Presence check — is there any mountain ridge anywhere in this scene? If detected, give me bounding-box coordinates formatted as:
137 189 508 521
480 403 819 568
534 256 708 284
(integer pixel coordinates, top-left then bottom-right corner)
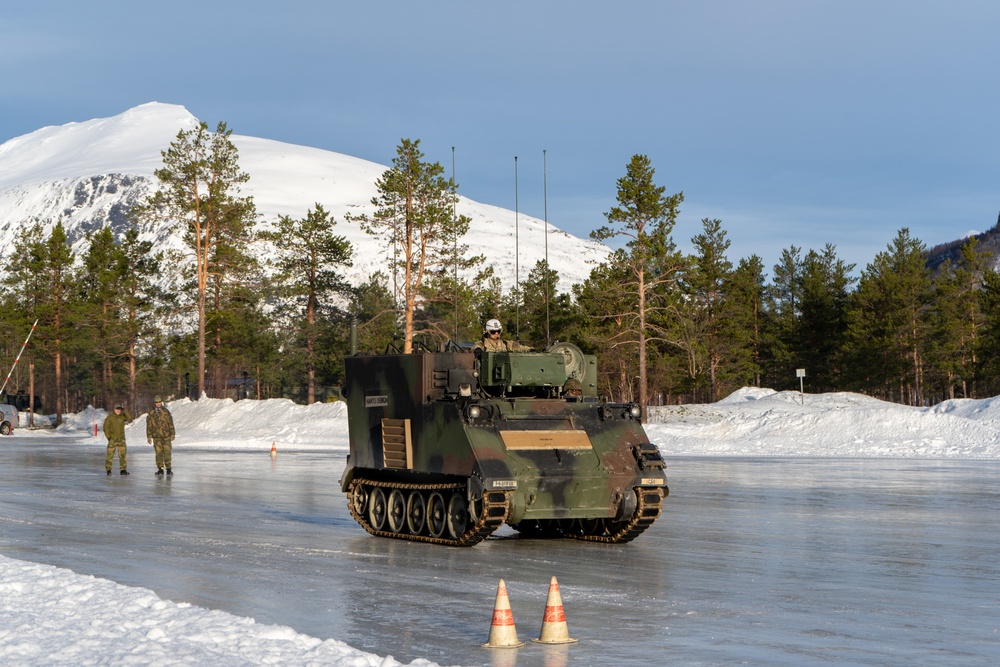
926 214 1000 272
0 102 610 289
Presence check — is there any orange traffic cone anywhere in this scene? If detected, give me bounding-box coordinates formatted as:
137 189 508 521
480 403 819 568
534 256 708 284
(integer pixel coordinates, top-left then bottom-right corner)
482 579 525 648
270 442 277 458
533 576 577 644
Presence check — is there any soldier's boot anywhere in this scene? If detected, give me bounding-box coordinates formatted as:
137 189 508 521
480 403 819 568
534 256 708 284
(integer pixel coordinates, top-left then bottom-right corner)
106 470 112 476
166 468 173 476
120 469 129 475
155 469 164 476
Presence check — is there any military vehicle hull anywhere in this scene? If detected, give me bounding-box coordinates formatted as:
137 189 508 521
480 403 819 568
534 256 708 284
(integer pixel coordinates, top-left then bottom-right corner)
340 347 667 546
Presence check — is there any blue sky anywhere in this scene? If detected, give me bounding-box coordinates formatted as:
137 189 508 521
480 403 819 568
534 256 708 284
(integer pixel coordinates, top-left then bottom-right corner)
3 0 999 275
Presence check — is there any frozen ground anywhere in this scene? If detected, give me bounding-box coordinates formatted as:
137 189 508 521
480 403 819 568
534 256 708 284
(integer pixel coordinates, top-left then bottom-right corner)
1 389 999 665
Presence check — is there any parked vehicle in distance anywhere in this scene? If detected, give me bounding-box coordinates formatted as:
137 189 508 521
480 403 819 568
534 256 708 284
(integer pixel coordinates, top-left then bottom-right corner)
0 403 19 435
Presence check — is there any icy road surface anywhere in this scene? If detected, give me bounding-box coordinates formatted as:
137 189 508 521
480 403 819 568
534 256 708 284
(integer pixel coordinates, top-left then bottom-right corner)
1 437 998 666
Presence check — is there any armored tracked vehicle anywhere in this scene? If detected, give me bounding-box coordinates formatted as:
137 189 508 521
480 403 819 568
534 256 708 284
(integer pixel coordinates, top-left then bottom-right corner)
339 342 668 546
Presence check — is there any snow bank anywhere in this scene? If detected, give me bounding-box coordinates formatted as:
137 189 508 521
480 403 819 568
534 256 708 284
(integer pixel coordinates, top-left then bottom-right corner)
35 388 1000 459
51 397 351 451
646 389 1000 458
0 554 437 667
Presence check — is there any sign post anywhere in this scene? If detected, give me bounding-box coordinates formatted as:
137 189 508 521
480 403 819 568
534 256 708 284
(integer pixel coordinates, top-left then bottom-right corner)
796 369 806 405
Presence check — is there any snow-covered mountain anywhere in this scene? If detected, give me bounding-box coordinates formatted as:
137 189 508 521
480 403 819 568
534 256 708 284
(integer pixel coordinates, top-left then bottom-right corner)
0 103 611 289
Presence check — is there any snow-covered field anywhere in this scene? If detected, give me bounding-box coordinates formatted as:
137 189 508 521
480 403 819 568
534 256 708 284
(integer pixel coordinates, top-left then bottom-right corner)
3 388 999 665
647 387 1000 459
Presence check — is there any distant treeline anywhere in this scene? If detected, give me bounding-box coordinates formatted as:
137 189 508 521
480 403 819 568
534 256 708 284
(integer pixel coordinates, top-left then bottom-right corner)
2 130 998 419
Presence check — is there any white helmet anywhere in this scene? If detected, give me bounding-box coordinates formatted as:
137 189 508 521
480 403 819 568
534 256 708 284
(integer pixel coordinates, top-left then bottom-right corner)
484 318 502 334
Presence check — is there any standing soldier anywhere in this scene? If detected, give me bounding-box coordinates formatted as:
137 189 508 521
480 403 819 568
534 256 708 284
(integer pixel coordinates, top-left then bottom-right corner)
104 404 132 475
146 396 176 476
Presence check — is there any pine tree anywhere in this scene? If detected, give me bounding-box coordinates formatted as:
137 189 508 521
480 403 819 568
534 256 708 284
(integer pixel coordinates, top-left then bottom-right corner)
976 267 1000 394
507 260 578 349
417 273 485 348
205 237 270 396
0 226 47 418
590 155 685 416
118 228 166 401
469 271 524 342
848 229 931 404
78 227 125 407
2 222 77 424
722 255 767 390
132 121 257 398
796 244 855 392
350 273 398 354
347 139 475 354
765 245 803 388
262 204 353 404
681 218 733 401
574 259 642 402
930 237 990 399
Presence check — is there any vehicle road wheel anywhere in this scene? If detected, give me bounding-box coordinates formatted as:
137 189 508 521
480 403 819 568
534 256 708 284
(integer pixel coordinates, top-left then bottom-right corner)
509 520 542 537
604 519 629 538
0 422 10 436
351 484 368 516
427 492 447 538
368 487 387 531
446 493 468 540
533 519 561 537
468 496 484 525
387 489 406 533
554 518 578 536
580 518 605 536
406 491 426 535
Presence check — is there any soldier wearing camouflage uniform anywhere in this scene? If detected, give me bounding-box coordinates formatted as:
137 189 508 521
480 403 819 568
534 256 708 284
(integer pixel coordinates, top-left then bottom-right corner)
146 396 176 476
474 319 533 352
103 404 133 475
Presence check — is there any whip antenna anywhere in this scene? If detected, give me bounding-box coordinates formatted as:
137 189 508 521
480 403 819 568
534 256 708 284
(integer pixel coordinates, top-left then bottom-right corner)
514 155 520 340
452 146 458 342
543 149 550 348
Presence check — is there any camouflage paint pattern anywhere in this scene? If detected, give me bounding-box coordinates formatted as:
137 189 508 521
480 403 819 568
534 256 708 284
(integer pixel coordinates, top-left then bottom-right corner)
340 343 667 544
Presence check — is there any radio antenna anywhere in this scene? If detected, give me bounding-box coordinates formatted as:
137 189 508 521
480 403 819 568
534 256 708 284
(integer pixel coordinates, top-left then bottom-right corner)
543 149 550 348
514 155 520 340
452 146 458 342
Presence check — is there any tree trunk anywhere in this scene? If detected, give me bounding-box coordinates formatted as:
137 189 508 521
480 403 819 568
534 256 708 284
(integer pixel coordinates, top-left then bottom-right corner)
54 347 62 426
307 293 316 405
637 264 647 422
28 359 35 428
129 341 137 407
403 203 415 354
198 274 207 398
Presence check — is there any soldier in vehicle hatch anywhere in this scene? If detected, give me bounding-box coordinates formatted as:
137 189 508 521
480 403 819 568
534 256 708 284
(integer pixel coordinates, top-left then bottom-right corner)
146 396 175 476
104 404 133 475
474 319 533 353
563 377 583 399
